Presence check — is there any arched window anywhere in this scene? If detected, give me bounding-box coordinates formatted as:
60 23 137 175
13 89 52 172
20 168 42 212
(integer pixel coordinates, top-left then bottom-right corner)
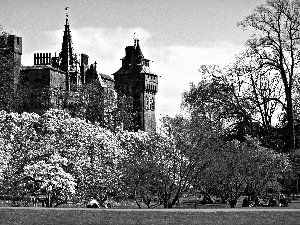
151 97 155 110
145 96 149 109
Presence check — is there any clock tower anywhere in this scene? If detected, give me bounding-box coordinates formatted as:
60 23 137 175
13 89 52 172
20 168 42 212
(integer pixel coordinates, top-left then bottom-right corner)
113 39 158 132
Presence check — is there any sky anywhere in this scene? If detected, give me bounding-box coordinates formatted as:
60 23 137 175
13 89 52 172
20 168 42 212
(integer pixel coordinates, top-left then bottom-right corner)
1 0 267 120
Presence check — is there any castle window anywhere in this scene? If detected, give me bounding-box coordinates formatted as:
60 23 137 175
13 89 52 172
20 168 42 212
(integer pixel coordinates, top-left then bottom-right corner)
149 97 153 110
145 96 149 109
151 97 155 110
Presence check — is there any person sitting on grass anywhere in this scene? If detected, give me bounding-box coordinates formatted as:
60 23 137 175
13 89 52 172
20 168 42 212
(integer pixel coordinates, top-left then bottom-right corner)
87 199 100 208
268 196 277 207
279 196 288 207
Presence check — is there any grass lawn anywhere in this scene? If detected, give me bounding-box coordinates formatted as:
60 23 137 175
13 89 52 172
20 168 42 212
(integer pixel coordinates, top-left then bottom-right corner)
1 208 300 225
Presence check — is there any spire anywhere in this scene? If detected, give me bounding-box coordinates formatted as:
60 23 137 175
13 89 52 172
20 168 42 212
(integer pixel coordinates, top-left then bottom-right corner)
59 7 74 72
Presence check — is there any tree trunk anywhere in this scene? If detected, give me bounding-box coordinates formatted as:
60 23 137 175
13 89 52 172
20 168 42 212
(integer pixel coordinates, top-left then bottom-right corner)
286 93 294 150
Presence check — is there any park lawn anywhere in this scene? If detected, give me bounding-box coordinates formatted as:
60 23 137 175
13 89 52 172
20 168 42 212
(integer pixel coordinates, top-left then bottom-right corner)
1 208 300 225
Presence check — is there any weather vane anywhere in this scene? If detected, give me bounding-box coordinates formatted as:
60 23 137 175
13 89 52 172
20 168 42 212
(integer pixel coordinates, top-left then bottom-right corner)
65 7 69 18
133 32 138 46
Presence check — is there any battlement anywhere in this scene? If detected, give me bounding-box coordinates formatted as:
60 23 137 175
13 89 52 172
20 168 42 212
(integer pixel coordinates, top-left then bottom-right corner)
34 53 52 65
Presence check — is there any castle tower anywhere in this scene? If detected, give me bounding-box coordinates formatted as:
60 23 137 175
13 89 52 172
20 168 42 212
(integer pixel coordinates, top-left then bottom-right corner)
0 34 22 110
7 35 22 88
113 39 158 132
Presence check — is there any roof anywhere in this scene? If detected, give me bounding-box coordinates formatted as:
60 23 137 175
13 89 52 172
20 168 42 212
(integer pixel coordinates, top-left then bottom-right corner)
98 73 114 89
21 65 65 73
99 73 114 81
113 65 154 75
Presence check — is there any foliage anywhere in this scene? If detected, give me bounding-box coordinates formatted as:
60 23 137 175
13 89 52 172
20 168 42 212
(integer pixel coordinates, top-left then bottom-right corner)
60 82 137 132
21 154 76 207
183 61 286 149
117 114 219 209
0 109 123 207
37 109 123 204
238 0 300 150
117 130 172 208
197 137 291 205
156 115 219 208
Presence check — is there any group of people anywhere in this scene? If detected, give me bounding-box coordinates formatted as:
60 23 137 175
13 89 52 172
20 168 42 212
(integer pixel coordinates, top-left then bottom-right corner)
242 195 288 207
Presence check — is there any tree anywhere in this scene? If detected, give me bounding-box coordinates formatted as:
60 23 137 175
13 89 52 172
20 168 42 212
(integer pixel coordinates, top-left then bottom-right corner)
117 117 218 209
182 65 254 141
0 109 124 206
0 110 41 200
232 51 283 131
238 0 300 150
197 137 291 207
116 130 172 208
60 82 137 132
154 115 219 208
37 109 124 204
21 154 76 207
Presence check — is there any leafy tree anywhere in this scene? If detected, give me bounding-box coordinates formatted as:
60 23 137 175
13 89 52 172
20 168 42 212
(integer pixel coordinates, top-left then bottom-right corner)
233 51 283 130
60 82 137 132
117 119 217 209
238 0 300 150
197 137 291 207
154 115 219 208
182 65 254 141
117 130 170 208
184 59 290 150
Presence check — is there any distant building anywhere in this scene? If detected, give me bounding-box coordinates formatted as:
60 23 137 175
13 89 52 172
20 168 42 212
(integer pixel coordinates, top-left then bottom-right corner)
3 14 158 132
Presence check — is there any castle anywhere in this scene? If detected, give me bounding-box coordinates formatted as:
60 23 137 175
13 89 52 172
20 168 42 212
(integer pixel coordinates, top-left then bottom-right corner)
1 14 158 132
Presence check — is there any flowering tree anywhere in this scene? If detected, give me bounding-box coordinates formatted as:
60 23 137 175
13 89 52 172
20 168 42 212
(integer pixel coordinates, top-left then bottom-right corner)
38 109 123 204
0 109 124 206
0 110 41 198
21 154 76 207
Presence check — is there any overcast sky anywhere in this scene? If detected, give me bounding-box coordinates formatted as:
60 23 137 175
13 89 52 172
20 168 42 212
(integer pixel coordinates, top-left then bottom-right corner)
1 0 266 119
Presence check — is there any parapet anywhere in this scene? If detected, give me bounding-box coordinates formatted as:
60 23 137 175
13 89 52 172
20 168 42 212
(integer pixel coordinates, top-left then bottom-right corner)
34 53 52 65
